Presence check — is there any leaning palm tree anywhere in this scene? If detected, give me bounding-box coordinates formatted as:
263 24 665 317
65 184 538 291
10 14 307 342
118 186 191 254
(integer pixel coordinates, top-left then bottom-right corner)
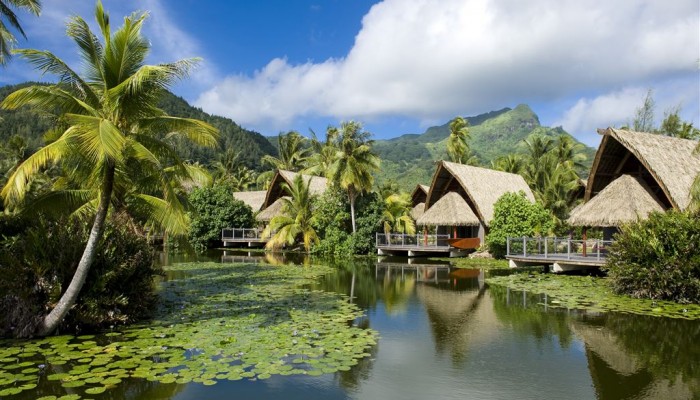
447 116 470 164
263 174 318 253
0 0 41 65
0 2 218 336
328 121 380 233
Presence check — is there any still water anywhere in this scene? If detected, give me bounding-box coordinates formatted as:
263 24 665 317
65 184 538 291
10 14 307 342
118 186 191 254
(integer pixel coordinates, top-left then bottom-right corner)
2 250 699 399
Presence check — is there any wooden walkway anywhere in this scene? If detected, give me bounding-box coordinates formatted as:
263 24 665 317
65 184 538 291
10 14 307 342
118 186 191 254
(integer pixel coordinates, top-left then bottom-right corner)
375 233 477 257
221 228 267 247
506 237 613 272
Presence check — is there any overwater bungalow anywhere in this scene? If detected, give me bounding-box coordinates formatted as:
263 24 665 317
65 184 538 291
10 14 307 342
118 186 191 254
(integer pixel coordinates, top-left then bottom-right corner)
507 128 700 271
410 184 430 220
569 127 700 231
223 170 328 246
418 160 535 245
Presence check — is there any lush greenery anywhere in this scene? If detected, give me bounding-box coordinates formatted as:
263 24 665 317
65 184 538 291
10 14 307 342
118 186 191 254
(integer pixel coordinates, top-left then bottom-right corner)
188 184 255 251
0 213 160 337
311 188 383 256
264 174 319 253
486 272 700 319
0 2 217 336
486 191 554 258
605 210 700 304
0 261 378 398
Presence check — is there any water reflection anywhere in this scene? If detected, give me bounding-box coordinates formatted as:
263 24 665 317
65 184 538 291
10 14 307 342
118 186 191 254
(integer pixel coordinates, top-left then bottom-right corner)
154 251 699 399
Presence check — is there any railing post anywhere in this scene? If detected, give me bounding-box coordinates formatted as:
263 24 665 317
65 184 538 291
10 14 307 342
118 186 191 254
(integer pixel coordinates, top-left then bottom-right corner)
544 237 548 258
567 239 571 260
506 237 510 256
523 237 526 257
597 239 601 260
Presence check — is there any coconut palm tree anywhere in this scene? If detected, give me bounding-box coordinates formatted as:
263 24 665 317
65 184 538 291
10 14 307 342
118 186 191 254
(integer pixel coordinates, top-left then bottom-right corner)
303 127 338 177
492 154 524 174
263 174 318 253
328 121 380 233
0 2 218 336
0 0 41 65
447 116 470 164
382 193 416 236
262 130 311 172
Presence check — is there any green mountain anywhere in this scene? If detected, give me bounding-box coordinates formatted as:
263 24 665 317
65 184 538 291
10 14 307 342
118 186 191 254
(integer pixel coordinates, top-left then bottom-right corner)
373 104 596 191
0 83 277 170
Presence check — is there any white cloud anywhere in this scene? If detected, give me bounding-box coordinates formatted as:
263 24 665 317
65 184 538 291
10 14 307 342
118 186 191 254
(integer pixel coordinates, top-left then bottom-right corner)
195 0 699 132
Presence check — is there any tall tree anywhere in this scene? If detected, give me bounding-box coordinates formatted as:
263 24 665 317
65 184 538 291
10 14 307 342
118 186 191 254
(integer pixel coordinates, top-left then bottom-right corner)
303 127 338 177
0 0 41 65
0 2 218 336
381 192 416 235
633 89 655 132
329 121 380 233
263 174 318 253
447 116 471 163
660 107 700 139
261 130 311 172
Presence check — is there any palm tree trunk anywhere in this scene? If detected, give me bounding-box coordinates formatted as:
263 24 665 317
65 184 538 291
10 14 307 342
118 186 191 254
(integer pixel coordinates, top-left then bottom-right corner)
349 189 357 234
38 165 115 336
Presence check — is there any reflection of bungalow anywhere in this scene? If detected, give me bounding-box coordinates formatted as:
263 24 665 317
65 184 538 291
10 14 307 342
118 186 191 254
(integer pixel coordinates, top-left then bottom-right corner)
410 184 430 220
568 128 700 237
257 170 328 224
417 161 535 245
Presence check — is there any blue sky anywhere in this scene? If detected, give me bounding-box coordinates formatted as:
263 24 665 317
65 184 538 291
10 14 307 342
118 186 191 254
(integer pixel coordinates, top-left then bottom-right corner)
2 0 699 146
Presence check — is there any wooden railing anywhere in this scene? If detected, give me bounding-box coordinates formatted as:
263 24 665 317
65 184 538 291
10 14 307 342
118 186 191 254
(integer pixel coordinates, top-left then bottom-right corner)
506 237 614 261
376 233 451 248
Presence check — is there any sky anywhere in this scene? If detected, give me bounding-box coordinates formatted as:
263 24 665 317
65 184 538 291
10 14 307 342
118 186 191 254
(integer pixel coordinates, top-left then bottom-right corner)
1 0 699 147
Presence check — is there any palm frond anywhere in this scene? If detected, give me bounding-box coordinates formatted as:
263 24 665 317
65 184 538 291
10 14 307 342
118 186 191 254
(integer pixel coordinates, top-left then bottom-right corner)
131 193 189 236
144 116 219 147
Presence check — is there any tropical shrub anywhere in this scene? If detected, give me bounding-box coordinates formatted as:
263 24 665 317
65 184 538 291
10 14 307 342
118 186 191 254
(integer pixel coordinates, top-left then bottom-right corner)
312 188 383 256
188 183 255 251
0 214 160 337
486 191 554 258
605 210 700 303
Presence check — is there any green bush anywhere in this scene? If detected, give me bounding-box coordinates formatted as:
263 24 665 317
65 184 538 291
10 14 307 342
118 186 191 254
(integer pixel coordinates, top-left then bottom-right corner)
311 188 383 256
0 213 160 337
486 191 554 258
188 183 255 251
605 210 700 303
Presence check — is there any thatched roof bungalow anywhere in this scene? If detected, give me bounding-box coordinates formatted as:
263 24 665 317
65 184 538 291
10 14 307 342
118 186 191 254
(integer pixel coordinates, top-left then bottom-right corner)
569 128 700 231
232 190 267 212
257 170 328 223
256 197 290 222
410 184 430 220
418 161 535 244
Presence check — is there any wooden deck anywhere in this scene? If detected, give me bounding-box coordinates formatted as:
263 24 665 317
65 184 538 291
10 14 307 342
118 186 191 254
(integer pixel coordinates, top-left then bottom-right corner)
506 237 612 272
376 233 479 258
221 228 267 247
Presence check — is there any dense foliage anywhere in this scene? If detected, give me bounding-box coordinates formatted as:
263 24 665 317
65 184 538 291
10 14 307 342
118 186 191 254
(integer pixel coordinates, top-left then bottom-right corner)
0 213 160 337
188 183 255 251
486 191 554 258
605 211 700 303
311 188 383 256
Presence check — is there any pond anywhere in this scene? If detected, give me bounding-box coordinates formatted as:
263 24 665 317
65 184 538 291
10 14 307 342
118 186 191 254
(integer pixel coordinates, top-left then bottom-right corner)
1 250 698 400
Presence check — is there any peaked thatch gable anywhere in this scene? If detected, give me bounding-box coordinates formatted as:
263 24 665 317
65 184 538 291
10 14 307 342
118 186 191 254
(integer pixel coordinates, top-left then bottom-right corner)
424 161 535 226
262 170 328 210
417 192 480 226
568 175 665 227
411 184 430 207
410 202 426 220
232 190 267 212
587 128 700 210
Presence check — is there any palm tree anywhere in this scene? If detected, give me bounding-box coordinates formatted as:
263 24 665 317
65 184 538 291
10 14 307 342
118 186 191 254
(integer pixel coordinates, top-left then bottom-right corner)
0 0 41 65
492 154 524 174
0 2 218 336
381 193 416 235
447 116 470 163
262 130 311 172
303 127 338 177
263 174 318 253
328 121 380 233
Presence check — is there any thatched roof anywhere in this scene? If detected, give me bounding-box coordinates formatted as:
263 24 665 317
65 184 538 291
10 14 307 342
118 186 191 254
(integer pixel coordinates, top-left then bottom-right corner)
411 184 430 207
569 175 665 227
425 161 535 226
410 202 426 220
587 128 700 210
262 170 328 209
417 192 480 226
256 197 289 222
232 190 267 212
